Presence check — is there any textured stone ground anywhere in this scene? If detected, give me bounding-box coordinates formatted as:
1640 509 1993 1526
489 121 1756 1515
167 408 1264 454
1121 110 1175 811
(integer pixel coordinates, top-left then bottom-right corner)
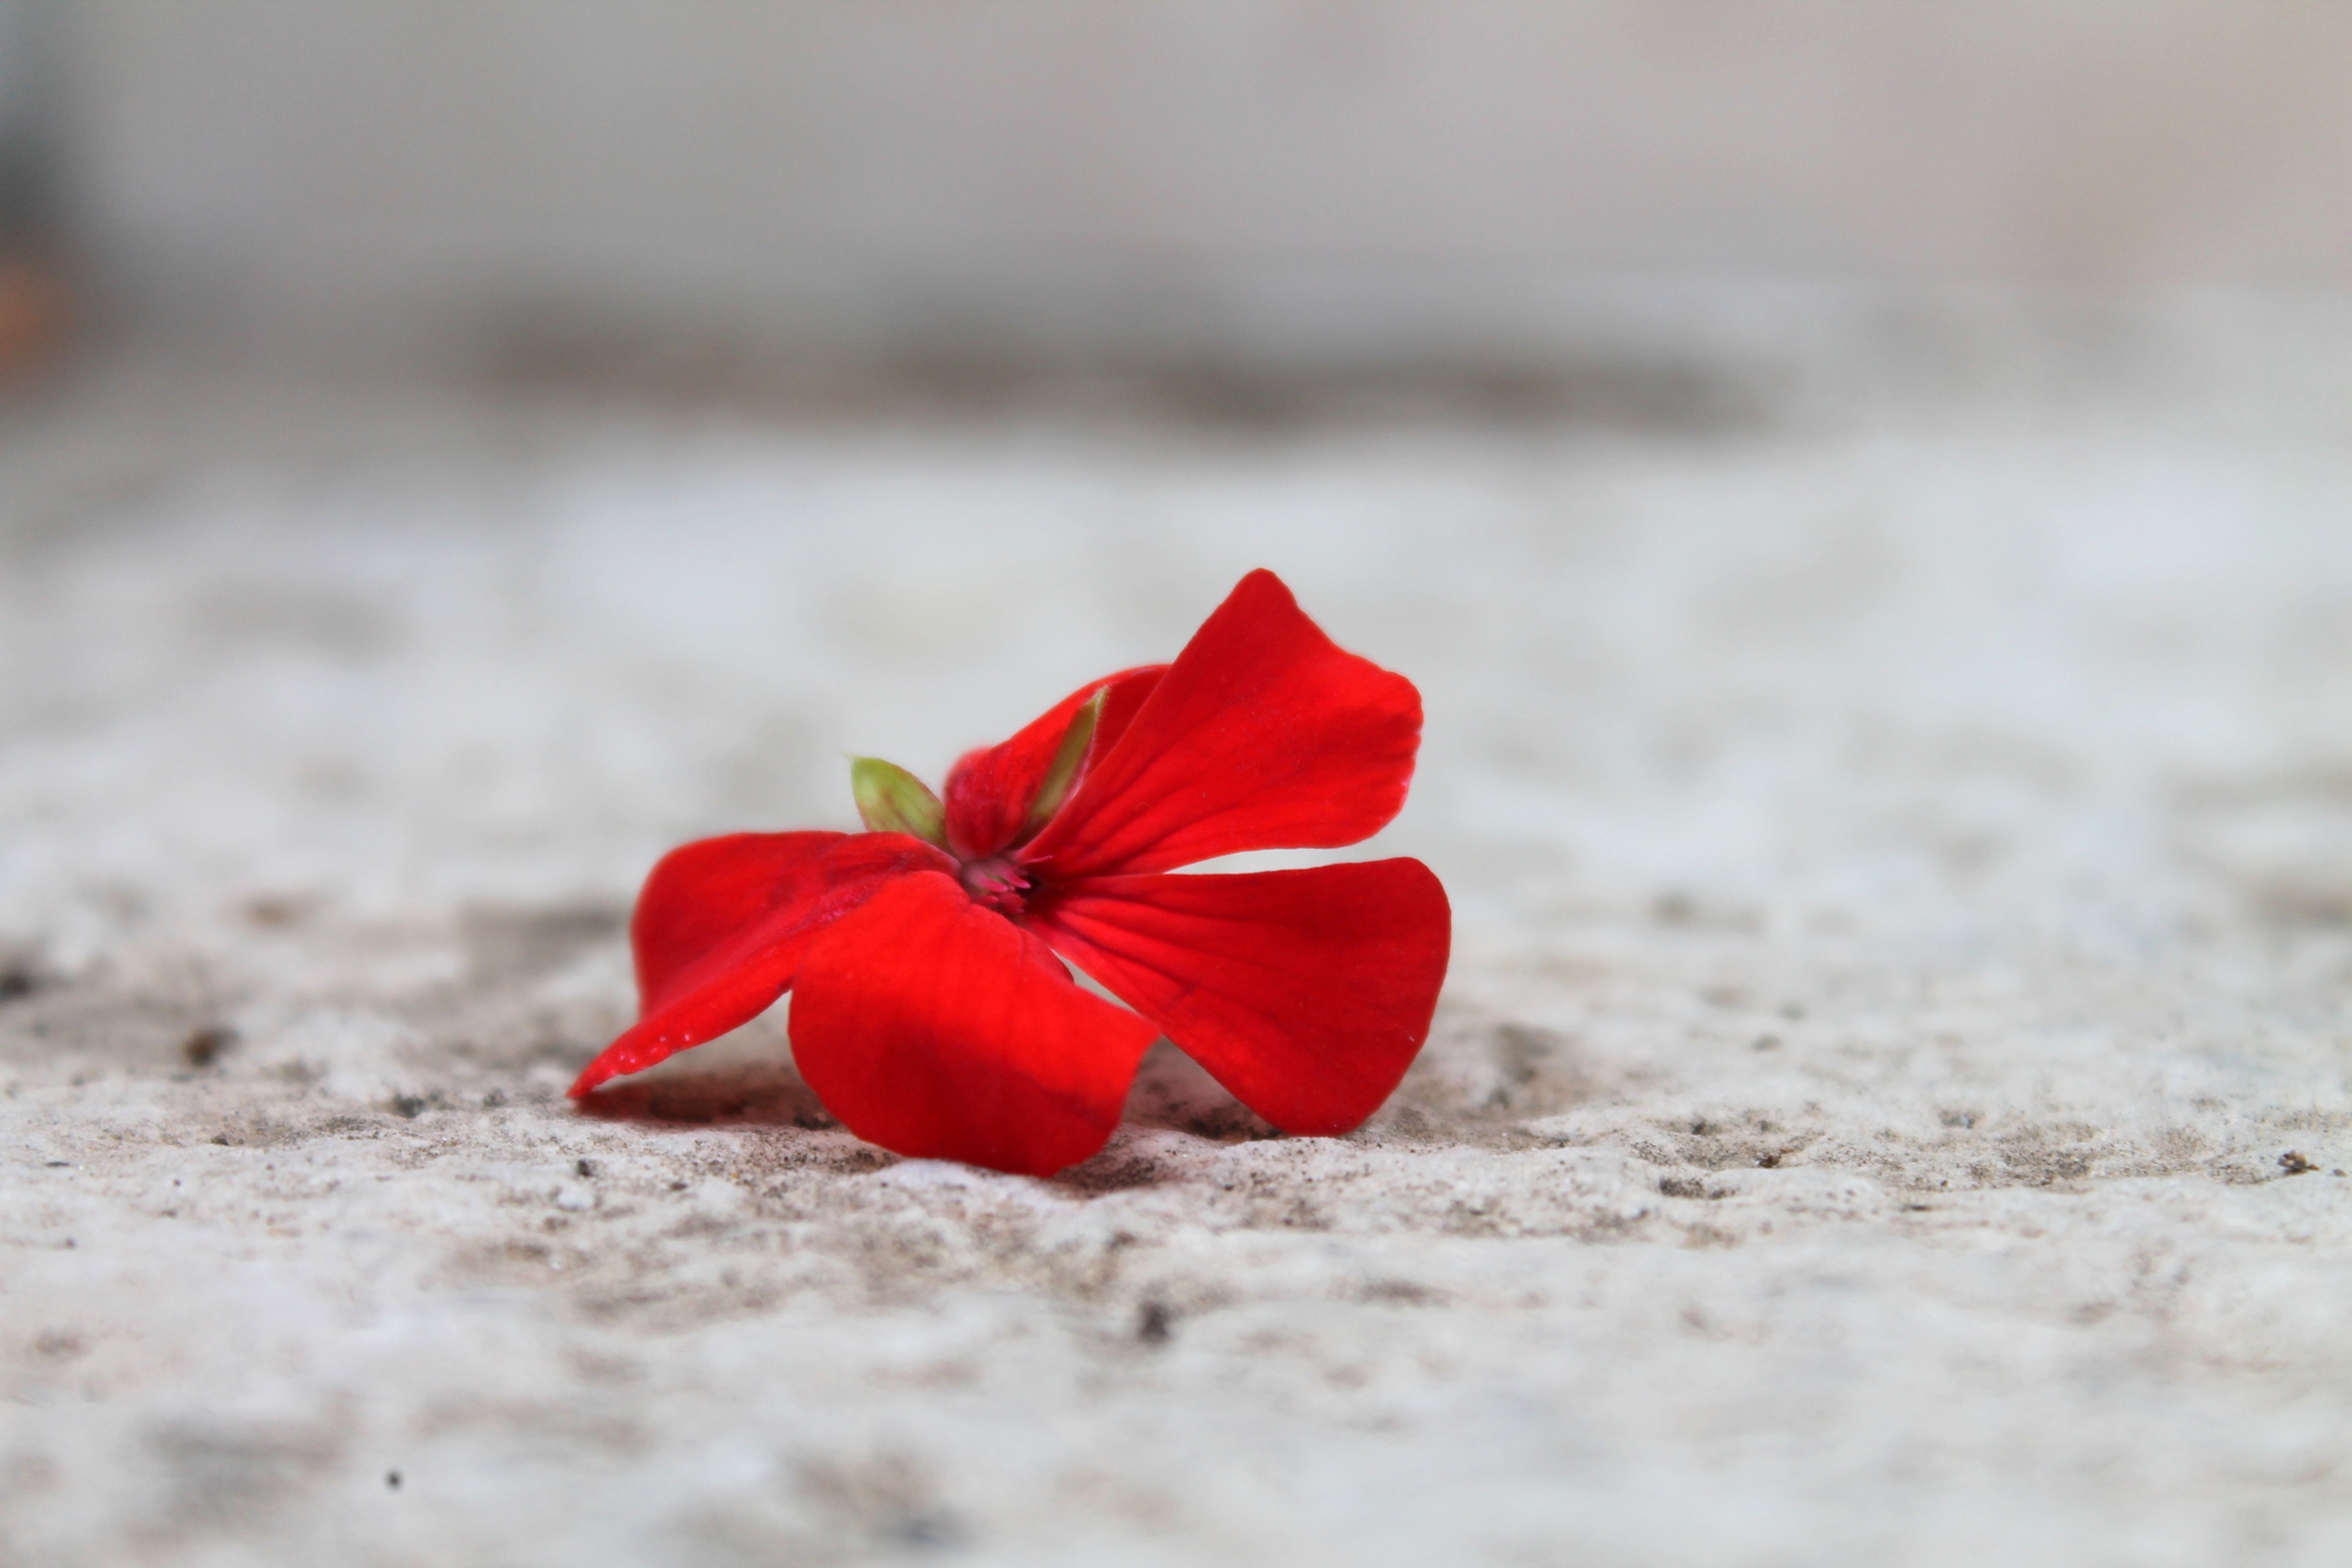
3 353 2352 1566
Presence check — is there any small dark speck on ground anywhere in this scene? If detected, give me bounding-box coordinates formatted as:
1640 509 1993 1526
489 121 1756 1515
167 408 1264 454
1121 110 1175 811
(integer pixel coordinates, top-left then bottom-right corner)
0 966 36 1002
2280 1151 2316 1176
1137 1301 1174 1344
391 1094 428 1119
244 895 309 928
183 1026 238 1067
386 1470 401 1490
888 1511 962 1549
575 1158 598 1178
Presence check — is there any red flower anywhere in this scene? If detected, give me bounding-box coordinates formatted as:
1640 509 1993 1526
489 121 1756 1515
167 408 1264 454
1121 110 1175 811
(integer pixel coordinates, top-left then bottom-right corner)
568 569 1451 1175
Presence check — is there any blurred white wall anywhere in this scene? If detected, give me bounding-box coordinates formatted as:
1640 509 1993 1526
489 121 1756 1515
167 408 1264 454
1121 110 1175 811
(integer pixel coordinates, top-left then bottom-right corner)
58 1 2352 370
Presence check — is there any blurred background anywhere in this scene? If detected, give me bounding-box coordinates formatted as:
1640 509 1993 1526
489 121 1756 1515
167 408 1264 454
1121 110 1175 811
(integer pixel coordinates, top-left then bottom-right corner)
1 0 2344 916
12 1 2352 395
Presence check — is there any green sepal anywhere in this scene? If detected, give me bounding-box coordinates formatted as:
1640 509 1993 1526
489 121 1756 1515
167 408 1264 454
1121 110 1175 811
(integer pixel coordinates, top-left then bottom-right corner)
850 756 948 848
1024 688 1106 833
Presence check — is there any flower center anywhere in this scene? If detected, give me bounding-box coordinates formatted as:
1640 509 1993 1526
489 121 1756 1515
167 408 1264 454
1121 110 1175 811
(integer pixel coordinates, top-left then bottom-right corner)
958 853 1030 917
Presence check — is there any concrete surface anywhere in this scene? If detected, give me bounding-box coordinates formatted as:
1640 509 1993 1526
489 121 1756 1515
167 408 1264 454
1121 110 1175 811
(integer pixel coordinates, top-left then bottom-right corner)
3 352 2351 1566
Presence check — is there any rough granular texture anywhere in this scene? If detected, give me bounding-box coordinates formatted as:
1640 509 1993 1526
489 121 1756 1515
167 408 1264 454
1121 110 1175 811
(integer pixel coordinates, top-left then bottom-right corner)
3 363 2351 1567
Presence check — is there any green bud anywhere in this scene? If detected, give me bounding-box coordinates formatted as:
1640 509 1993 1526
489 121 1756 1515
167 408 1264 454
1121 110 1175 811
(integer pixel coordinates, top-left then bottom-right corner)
1025 688 1106 832
850 756 948 848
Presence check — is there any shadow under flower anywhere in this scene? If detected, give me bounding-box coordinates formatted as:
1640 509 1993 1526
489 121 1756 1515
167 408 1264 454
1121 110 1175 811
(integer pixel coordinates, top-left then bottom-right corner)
571 1063 837 1129
568 1039 1279 1194
1116 1041 1281 1143
1050 1044 1281 1195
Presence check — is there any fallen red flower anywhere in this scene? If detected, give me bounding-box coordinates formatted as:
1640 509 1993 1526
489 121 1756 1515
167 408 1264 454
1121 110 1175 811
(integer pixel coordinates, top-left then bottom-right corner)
569 568 1451 1175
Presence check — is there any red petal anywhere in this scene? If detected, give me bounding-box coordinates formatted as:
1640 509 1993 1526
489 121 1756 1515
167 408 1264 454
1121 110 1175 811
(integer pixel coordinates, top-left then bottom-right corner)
1030 859 1451 1135
790 872 1161 1175
1020 570 1422 878
568 831 952 1096
628 831 841 1013
943 665 1166 860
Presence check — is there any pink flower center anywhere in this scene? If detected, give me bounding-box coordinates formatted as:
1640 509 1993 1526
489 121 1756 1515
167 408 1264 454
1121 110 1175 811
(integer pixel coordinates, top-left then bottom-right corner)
958 853 1030 917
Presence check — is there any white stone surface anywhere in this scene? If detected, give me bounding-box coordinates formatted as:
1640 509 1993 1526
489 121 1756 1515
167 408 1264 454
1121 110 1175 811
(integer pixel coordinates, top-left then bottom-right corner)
3 357 2351 1566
